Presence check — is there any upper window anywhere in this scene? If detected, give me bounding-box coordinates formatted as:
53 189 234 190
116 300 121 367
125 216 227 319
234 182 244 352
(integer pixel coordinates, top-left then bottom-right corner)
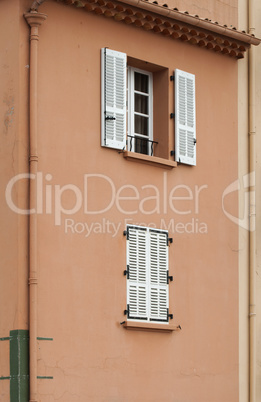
128 67 153 155
124 225 173 323
101 48 196 165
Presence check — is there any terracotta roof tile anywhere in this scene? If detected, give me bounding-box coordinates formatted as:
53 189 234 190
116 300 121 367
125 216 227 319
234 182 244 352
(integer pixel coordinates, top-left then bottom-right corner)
58 0 261 58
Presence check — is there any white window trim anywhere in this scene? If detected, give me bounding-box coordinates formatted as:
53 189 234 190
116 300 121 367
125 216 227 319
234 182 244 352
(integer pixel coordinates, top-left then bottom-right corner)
128 67 153 155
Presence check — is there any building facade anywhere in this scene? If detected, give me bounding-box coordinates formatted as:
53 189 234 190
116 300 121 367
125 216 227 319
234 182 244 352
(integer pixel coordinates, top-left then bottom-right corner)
0 0 259 401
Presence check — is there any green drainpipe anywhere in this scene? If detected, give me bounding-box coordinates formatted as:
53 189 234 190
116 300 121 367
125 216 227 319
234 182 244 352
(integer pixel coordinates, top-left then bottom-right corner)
0 329 53 400
0 330 29 401
10 330 29 402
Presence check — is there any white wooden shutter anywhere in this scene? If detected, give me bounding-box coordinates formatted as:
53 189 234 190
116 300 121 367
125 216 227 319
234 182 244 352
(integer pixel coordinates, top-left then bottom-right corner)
175 69 196 166
127 227 148 320
101 48 126 150
149 230 169 322
126 226 170 323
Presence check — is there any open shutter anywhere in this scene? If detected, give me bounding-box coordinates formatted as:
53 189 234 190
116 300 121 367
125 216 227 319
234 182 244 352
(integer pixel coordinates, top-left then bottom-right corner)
149 230 169 322
127 227 148 320
101 48 126 150
175 69 196 166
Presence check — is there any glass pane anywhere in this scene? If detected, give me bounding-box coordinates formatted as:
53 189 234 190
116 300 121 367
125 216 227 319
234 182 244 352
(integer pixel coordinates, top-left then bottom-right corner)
135 115 148 136
135 93 148 114
135 137 148 155
135 72 149 93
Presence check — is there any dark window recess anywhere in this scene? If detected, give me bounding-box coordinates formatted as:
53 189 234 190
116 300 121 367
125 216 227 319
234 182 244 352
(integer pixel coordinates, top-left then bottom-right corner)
127 135 158 156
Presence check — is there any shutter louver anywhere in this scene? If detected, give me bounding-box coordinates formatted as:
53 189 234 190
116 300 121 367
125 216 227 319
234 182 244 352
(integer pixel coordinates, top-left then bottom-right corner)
101 48 126 150
175 69 196 166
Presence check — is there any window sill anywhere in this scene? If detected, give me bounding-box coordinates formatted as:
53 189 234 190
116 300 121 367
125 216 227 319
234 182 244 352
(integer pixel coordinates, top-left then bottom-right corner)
123 151 177 169
121 321 181 333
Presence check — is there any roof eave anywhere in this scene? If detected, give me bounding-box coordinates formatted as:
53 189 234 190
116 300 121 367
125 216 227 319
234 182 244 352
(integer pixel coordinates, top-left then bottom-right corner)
59 0 261 58
120 0 260 46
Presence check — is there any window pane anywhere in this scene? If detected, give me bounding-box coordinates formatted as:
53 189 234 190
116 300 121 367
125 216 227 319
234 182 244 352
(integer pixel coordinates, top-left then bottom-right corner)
135 93 148 114
135 137 148 155
135 115 148 136
135 72 148 93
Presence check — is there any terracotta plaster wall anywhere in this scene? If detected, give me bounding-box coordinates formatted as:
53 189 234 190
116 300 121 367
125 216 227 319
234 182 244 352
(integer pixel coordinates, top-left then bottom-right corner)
26 2 240 401
0 0 31 391
0 0 240 401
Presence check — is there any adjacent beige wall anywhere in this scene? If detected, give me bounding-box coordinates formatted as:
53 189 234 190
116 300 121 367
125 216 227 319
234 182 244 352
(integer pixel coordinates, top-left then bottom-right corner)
238 0 261 401
238 0 249 397
254 2 261 400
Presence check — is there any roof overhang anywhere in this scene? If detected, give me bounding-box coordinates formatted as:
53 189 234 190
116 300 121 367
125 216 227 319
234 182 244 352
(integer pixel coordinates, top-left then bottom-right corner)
59 0 261 58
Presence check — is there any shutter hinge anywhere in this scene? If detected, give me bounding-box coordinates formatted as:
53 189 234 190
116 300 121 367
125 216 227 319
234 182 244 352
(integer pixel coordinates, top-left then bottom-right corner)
170 150 175 156
167 237 173 246
167 270 173 284
123 228 129 240
167 308 173 320
124 265 129 279
105 115 116 121
194 138 197 144
170 113 175 119
170 75 175 81
124 304 130 317
118 146 125 154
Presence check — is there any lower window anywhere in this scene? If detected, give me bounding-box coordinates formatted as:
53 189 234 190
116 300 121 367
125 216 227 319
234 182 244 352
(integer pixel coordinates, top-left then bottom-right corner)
125 225 172 323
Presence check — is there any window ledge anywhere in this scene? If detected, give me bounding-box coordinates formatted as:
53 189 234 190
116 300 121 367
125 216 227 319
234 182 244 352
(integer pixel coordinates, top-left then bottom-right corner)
121 321 181 333
123 151 177 169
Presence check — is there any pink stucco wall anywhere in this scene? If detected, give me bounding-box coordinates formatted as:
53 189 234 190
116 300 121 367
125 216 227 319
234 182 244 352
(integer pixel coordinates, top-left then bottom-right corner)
0 0 239 401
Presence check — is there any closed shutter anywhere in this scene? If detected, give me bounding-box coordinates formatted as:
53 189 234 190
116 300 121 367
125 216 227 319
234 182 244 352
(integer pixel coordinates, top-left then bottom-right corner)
101 48 126 150
149 230 168 322
175 69 196 166
127 226 148 320
126 226 170 323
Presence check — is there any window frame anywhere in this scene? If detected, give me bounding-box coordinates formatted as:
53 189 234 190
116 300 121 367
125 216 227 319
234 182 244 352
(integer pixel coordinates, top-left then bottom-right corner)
127 66 153 156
